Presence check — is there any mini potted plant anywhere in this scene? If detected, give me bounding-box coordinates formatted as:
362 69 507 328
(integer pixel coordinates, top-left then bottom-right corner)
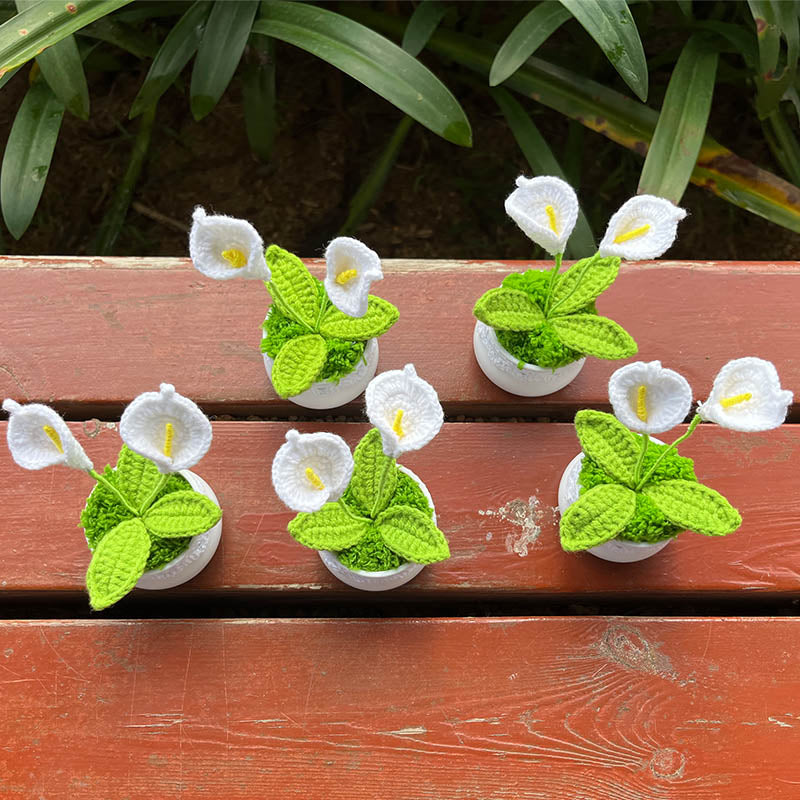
2 383 222 609
473 176 687 396
557 358 793 562
272 364 449 590
189 209 399 409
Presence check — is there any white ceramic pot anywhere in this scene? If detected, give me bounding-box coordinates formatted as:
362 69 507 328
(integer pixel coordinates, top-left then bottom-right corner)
84 470 222 591
318 466 434 591
557 451 672 563
263 331 379 410
473 320 585 397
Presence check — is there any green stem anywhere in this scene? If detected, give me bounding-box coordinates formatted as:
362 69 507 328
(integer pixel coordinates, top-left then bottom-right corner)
88 469 140 517
138 473 168 515
633 432 649 485
635 414 701 491
543 252 562 315
547 252 597 317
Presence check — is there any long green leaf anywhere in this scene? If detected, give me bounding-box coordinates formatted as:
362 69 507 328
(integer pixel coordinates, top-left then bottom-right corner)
129 0 209 118
557 0 648 101
1 77 64 239
750 0 799 119
190 0 258 121
253 0 472 147
490 2 570 87
763 104 800 185
402 0 448 57
491 87 594 256
242 31 277 162
80 16 160 59
0 0 132 76
638 34 718 203
0 63 19 89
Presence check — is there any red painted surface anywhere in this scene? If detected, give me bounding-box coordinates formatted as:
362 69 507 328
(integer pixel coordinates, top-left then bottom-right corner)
1 617 799 798
1 420 797 600
0 259 797 417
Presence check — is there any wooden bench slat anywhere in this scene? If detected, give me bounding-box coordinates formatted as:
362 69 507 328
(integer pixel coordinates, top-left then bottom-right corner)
1 259 797 417
1 617 799 797
2 420 796 600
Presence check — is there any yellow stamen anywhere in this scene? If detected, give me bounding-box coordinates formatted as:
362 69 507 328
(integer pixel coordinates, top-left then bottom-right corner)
305 467 325 490
392 409 405 438
614 223 650 244
636 385 648 422
545 204 558 234
721 392 752 408
335 269 358 285
42 425 63 453
221 248 247 268
163 422 174 458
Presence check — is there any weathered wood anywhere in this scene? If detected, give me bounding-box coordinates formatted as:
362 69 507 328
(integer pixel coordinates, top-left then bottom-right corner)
2 420 797 600
1 258 797 417
1 617 799 798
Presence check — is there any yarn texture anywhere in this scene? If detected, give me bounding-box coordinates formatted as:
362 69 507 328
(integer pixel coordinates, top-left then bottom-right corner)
598 195 687 261
324 236 384 318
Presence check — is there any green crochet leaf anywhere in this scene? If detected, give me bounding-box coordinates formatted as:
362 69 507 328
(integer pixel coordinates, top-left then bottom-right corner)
349 428 397 517
550 314 637 359
265 244 320 329
319 296 399 340
575 410 641 487
142 490 222 538
473 287 545 331
86 518 151 611
560 484 636 552
271 333 327 398
376 505 450 564
549 254 621 316
288 502 371 550
115 446 161 512
642 480 742 536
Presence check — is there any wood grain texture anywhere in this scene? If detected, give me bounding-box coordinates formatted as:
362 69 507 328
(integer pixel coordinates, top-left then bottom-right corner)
1 258 797 417
2 420 797 601
1 617 799 798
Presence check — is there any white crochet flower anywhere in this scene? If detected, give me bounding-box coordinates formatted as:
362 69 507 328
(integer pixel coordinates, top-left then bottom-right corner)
365 364 444 458
272 430 354 513
697 357 792 432
608 361 692 434
189 207 270 281
119 383 212 474
3 400 93 471
504 175 579 256
598 195 686 260
324 237 383 318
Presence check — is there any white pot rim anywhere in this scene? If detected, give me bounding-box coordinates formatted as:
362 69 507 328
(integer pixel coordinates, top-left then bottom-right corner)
475 319 584 373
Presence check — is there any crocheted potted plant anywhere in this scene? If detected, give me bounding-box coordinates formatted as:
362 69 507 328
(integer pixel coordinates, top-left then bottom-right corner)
2 384 222 609
473 176 686 397
557 358 792 562
189 208 399 409
272 364 449 591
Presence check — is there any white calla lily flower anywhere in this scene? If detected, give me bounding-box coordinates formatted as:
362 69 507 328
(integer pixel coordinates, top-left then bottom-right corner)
608 361 692 434
189 207 270 281
504 175 579 256
598 195 686 260
697 357 792 432
323 237 383 318
3 399 93 471
272 430 354 513
365 364 444 458
119 383 212 474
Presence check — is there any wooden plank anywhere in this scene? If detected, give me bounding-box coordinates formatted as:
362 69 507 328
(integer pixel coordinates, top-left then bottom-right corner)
1 258 797 418
2 420 798 600
0 617 799 798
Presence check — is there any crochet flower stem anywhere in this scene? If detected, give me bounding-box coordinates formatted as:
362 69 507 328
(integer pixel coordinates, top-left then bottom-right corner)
138 473 169 515
547 254 595 317
543 252 563 315
635 414 701 491
633 432 650 484
87 469 141 517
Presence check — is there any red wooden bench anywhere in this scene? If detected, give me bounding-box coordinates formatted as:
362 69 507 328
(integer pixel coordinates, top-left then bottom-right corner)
1 257 798 797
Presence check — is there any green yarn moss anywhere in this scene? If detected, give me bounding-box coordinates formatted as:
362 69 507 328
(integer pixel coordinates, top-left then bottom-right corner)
579 438 698 543
81 467 192 570
260 279 365 382
497 269 596 369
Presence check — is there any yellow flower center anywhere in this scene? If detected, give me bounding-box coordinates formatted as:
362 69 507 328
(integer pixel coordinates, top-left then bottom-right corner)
636 385 648 422
335 269 358 285
392 409 406 438
305 467 325 490
42 425 63 453
720 392 752 408
545 204 558 234
221 248 247 268
163 422 174 457
614 223 650 244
